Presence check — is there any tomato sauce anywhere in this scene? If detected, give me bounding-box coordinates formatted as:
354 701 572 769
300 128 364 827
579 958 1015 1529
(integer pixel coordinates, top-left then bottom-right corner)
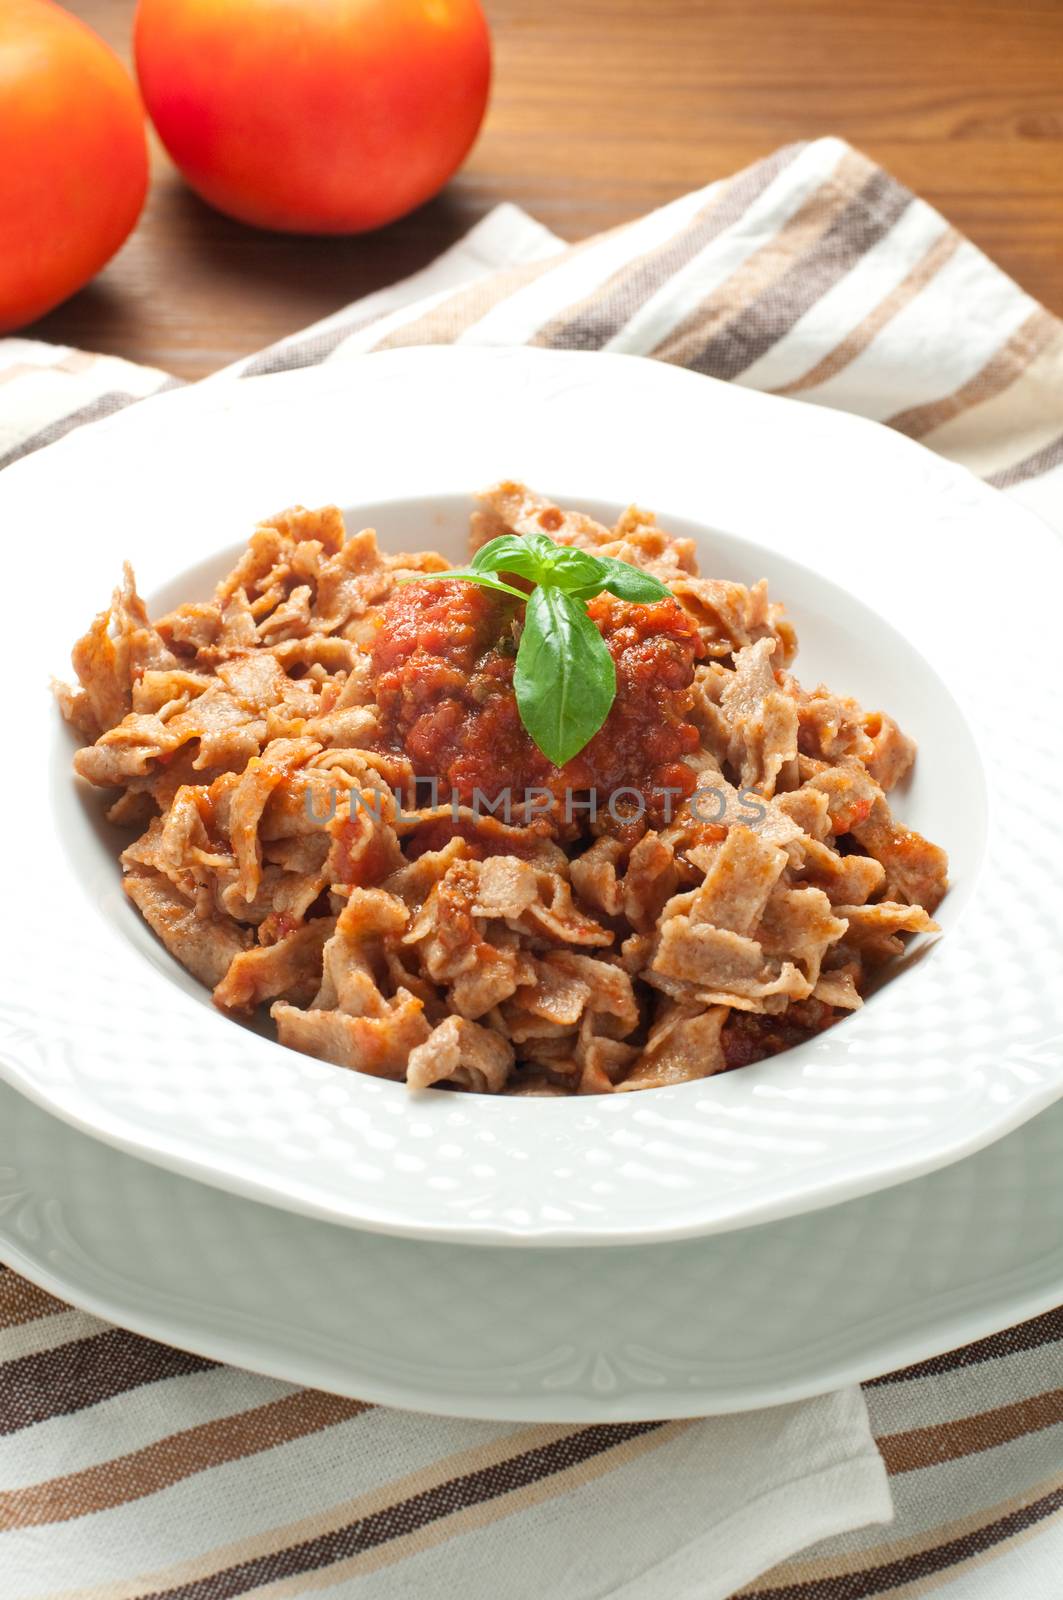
721 1001 835 1071
370 579 703 829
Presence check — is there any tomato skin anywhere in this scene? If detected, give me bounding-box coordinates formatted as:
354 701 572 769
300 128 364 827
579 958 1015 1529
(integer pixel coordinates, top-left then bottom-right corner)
0 1 149 333
133 0 491 233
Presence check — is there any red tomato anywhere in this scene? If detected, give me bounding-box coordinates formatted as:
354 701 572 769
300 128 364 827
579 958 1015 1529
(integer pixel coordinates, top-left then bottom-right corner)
0 1 149 333
133 0 491 233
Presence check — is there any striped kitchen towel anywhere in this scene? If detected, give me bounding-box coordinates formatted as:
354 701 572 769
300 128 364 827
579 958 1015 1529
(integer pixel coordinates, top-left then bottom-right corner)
3 1275 1060 1600
2 135 1062 1599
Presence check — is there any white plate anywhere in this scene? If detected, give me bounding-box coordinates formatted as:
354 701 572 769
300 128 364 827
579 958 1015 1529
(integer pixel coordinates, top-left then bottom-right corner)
3 1078 1063 1420
2 346 1062 1245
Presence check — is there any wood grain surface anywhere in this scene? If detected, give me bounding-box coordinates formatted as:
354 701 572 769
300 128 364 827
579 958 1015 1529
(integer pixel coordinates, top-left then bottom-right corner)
33 0 1063 378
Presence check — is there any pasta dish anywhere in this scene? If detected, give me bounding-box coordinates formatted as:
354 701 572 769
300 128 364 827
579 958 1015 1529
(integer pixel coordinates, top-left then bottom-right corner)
57 483 947 1095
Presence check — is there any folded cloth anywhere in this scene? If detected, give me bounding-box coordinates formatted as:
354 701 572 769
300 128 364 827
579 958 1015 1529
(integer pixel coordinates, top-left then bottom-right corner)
2 137 1061 1599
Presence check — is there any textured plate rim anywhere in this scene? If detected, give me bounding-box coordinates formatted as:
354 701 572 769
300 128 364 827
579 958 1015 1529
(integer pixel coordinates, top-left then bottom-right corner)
1 1082 1062 1421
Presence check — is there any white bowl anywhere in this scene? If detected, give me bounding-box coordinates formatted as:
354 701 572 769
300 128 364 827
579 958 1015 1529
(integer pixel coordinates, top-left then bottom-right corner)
2 345 1062 1245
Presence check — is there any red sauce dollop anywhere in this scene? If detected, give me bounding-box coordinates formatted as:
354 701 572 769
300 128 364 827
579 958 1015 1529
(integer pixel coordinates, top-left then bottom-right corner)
370 579 703 827
721 1002 835 1070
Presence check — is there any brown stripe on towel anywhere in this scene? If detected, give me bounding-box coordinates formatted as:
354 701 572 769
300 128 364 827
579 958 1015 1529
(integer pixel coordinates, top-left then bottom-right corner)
0 1390 372 1530
877 1388 1063 1474
243 1422 687 1600
738 1470 1063 1597
738 1479 1063 1600
0 1273 70 1330
674 164 913 381
648 145 876 370
43 1423 680 1600
531 141 806 352
132 1425 666 1600
773 226 963 396
987 428 1063 488
0 391 152 473
0 1329 218 1436
887 307 1058 439
867 1307 1063 1384
371 244 601 350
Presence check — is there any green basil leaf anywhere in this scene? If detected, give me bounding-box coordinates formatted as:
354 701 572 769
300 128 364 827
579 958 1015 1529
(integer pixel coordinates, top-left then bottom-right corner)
470 535 543 581
398 568 528 600
539 544 610 593
514 587 616 767
524 530 566 563
587 556 672 603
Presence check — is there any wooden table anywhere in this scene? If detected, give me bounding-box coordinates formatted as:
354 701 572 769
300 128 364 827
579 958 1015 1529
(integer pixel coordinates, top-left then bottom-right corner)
39 0 1063 379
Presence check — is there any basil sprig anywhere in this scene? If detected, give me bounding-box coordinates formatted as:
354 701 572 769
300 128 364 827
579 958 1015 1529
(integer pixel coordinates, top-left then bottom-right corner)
405 531 670 766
